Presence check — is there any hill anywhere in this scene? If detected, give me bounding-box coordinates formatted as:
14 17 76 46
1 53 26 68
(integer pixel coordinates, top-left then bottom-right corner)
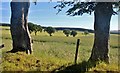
0 23 10 27
52 27 94 33
110 30 120 34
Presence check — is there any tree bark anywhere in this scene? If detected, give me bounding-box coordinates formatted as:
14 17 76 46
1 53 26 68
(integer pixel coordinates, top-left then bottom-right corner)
10 0 32 54
89 3 113 63
35 31 37 35
50 34 52 36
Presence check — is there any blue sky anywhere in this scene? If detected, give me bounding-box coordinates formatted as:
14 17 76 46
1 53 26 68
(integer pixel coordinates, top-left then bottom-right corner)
1 2 118 30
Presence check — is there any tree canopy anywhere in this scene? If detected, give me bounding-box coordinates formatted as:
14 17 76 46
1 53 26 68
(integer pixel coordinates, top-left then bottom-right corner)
54 1 120 16
45 27 56 36
28 22 42 35
71 30 77 37
63 29 71 37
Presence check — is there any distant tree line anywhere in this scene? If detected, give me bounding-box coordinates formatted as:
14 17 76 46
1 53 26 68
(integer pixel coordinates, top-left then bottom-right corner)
0 23 10 26
83 30 89 36
28 22 42 35
28 22 90 37
28 22 56 36
63 29 90 37
0 22 90 36
44 27 56 36
1 23 119 35
55 27 94 33
63 29 78 37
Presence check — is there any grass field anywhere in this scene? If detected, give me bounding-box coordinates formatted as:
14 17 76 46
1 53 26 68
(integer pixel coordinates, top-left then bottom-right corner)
0 26 119 72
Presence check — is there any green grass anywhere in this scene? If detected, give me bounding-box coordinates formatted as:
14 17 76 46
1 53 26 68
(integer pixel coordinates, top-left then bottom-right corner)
0 26 119 72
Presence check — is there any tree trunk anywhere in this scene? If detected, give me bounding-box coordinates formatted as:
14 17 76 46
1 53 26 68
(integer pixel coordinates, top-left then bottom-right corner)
89 3 113 63
67 35 69 37
35 31 37 35
10 0 32 54
50 34 52 36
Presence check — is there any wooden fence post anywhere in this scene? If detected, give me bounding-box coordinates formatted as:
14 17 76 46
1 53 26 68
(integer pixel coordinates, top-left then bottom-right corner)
74 39 80 64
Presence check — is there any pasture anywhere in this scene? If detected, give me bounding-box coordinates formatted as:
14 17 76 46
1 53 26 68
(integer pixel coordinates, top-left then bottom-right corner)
0 26 119 72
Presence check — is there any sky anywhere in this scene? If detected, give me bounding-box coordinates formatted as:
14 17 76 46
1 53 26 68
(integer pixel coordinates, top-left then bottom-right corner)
0 2 118 30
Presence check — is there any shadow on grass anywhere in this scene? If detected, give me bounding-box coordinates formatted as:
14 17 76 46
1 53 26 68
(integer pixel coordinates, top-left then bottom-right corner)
52 60 97 73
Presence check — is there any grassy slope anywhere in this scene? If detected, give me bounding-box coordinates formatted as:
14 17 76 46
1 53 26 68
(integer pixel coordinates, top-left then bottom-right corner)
0 26 119 72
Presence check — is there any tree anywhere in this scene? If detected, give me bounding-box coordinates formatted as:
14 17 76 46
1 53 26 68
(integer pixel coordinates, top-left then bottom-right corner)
71 30 77 37
10 0 32 54
28 22 35 34
33 25 42 35
45 27 55 36
28 22 42 35
63 29 71 37
54 1 120 63
83 30 89 36
37 25 42 32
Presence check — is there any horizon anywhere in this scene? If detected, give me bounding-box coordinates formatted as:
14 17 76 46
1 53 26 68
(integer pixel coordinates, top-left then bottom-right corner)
1 23 120 32
1 2 118 30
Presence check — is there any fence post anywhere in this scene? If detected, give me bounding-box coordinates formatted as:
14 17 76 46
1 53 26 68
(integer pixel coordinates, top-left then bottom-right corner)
74 39 80 64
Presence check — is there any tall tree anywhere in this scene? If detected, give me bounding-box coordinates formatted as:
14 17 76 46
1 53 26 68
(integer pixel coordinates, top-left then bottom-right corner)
89 3 113 63
54 1 119 63
10 0 32 54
